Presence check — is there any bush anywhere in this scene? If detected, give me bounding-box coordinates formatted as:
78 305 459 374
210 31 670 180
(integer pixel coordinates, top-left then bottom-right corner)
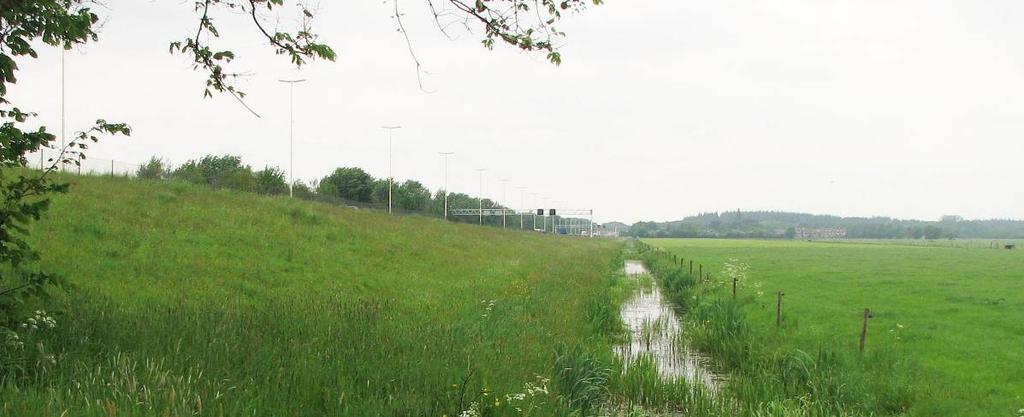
137 157 170 180
318 167 374 203
254 166 288 195
171 155 255 192
292 180 317 200
397 180 430 211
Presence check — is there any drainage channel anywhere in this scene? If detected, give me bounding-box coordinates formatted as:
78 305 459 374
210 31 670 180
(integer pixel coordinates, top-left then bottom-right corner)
615 260 723 393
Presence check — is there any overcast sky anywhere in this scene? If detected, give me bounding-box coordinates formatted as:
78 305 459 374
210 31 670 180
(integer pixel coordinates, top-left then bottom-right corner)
11 0 1024 224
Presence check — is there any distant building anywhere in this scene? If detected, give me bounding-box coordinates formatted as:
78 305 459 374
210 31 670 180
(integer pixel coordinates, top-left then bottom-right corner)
794 227 847 239
594 226 620 238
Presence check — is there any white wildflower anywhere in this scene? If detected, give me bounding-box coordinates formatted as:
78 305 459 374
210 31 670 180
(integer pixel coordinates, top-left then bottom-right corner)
458 402 480 417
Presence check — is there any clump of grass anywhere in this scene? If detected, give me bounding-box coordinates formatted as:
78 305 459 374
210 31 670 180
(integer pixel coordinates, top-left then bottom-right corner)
553 344 611 415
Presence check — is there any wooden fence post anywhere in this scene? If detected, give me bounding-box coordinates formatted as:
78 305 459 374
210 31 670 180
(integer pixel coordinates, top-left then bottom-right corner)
859 308 871 354
732 277 737 299
776 291 784 327
689 260 693 275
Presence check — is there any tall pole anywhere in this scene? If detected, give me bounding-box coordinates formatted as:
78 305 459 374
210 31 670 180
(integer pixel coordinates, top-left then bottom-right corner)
439 152 453 220
381 126 402 213
499 179 509 229
531 193 539 231
59 49 65 172
550 200 556 234
279 79 307 197
518 186 527 230
476 168 487 225
542 196 548 232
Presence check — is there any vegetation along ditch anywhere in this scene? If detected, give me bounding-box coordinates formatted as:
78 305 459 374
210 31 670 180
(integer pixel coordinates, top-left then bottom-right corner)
630 240 917 417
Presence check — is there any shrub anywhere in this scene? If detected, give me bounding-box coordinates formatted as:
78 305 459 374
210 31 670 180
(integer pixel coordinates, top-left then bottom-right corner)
254 166 288 195
397 180 430 211
318 167 374 202
171 155 255 192
137 157 170 180
292 180 317 200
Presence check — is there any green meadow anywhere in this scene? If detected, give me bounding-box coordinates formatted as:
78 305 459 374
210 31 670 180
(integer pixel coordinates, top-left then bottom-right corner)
6 173 1022 417
644 238 1024 417
2 174 624 416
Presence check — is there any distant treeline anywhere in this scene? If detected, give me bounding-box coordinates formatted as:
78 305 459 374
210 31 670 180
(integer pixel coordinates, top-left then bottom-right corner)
135 155 549 227
623 211 1024 239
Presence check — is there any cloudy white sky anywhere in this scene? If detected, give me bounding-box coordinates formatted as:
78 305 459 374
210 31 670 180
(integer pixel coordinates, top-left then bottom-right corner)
11 0 1024 223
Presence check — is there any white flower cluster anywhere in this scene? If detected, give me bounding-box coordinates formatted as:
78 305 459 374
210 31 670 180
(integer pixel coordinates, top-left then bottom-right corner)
20 310 57 331
504 375 550 412
1016 408 1024 417
1 329 24 349
720 258 768 298
458 402 479 417
721 258 750 285
480 299 496 318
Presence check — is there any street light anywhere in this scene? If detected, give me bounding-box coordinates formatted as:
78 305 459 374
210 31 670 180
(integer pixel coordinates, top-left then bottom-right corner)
381 125 402 213
475 168 487 225
279 79 307 197
499 179 510 229
439 151 454 220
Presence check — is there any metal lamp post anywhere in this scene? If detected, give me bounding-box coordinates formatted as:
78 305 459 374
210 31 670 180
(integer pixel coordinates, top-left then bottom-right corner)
381 125 401 213
279 79 307 197
499 179 510 229
518 186 527 230
476 168 487 225
439 151 453 219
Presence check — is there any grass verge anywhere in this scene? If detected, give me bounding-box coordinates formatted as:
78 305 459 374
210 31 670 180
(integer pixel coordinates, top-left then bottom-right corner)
1 174 629 417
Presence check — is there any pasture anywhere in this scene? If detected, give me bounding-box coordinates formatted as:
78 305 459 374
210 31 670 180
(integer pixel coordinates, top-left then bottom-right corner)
644 238 1024 417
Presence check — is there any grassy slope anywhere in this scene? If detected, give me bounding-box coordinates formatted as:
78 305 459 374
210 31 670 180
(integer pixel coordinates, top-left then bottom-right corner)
645 238 1024 417
2 175 620 416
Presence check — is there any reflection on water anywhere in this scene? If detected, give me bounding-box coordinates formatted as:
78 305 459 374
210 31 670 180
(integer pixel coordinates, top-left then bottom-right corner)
615 260 723 392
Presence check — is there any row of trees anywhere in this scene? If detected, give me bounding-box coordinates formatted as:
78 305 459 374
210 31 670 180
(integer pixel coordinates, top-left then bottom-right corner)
317 167 432 212
626 210 1024 239
136 155 522 226
138 155 299 196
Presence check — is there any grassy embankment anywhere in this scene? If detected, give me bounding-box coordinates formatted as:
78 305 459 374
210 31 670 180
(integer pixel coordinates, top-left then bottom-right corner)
1 173 626 417
642 238 1024 417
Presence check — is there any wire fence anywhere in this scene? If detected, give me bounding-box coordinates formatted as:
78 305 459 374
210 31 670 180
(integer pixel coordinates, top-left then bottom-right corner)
31 148 142 177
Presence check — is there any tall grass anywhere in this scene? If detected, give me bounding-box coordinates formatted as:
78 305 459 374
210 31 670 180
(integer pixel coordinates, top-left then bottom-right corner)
1 174 626 416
